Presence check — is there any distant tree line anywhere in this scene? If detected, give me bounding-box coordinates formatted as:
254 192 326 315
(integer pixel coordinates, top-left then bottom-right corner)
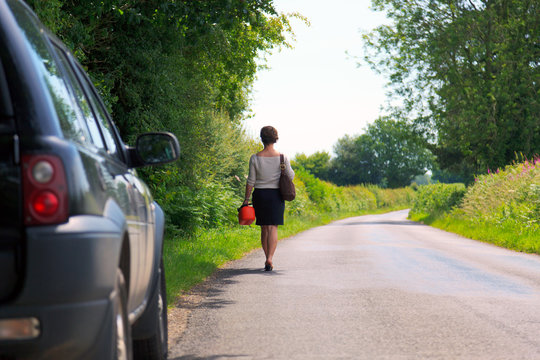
293 117 433 188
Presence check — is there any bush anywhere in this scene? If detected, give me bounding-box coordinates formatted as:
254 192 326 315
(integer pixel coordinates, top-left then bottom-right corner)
145 166 238 235
291 165 413 217
285 177 312 217
341 186 377 212
368 185 416 208
460 158 540 231
408 159 540 255
410 183 467 217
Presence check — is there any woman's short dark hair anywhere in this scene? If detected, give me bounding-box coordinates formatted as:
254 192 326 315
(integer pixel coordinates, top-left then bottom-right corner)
260 126 278 145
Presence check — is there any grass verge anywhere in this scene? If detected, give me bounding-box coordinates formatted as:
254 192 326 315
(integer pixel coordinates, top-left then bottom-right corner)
164 206 408 305
409 212 540 255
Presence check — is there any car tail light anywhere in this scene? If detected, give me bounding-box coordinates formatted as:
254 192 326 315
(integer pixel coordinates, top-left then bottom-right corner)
22 155 68 225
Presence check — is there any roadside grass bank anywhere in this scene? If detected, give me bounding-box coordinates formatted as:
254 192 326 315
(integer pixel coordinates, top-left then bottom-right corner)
409 158 539 254
164 168 415 304
409 213 539 253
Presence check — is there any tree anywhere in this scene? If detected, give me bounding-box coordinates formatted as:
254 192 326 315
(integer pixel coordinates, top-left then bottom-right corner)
363 0 540 177
293 151 331 180
331 118 433 188
27 1 296 231
331 134 382 186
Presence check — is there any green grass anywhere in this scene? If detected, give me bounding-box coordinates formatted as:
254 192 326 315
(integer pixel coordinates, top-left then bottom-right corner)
409 212 540 255
164 206 409 305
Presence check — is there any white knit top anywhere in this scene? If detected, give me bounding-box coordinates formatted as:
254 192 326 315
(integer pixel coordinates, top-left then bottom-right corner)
247 154 295 189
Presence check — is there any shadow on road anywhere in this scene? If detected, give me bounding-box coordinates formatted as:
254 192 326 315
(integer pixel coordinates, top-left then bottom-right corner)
168 265 282 350
177 267 282 312
331 220 422 226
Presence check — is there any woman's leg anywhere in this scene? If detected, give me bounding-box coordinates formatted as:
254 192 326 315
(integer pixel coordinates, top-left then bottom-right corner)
261 226 269 259
265 225 278 266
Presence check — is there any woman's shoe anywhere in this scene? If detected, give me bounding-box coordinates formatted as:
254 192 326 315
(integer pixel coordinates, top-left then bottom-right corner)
264 263 273 271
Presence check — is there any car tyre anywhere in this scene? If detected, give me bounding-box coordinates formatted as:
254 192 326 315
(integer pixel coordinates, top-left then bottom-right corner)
114 269 133 360
133 259 168 359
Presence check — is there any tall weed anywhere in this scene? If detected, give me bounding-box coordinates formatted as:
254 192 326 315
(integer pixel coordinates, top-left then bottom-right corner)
459 157 540 232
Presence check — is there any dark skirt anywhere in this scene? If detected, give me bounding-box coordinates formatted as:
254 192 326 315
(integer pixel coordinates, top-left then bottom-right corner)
252 188 284 226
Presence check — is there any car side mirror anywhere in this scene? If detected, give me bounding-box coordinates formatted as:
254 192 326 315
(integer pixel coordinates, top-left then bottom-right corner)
130 132 180 168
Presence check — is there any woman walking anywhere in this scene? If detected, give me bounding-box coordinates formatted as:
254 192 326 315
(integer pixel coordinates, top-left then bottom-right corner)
243 126 294 271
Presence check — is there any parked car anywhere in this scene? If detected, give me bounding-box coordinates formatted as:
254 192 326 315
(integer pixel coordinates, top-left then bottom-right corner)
0 0 179 358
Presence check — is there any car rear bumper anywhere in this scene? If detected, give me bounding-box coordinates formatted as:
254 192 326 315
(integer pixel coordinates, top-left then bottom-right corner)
0 215 123 359
0 297 114 359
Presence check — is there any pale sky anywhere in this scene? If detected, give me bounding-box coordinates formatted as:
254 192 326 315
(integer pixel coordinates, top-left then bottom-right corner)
246 0 389 157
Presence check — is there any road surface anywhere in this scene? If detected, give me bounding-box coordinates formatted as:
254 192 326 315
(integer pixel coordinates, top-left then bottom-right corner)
169 210 540 359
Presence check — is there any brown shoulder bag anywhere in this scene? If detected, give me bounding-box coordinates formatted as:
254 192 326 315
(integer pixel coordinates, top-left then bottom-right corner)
279 154 296 201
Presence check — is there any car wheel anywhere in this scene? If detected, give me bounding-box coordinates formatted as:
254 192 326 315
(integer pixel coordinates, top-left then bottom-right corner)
114 269 133 360
133 259 168 359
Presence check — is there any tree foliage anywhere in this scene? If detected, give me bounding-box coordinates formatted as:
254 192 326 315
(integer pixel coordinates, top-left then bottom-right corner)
363 0 540 178
330 118 433 188
297 118 433 188
292 151 332 181
27 0 294 233
331 134 380 185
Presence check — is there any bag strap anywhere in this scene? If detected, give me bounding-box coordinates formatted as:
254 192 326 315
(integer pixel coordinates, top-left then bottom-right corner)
280 154 285 172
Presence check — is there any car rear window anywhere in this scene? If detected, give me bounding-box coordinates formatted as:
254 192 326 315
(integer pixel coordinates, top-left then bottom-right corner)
52 45 106 149
71 63 121 159
6 0 91 144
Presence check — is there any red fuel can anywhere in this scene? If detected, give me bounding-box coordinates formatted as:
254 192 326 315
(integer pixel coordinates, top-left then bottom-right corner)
238 205 255 225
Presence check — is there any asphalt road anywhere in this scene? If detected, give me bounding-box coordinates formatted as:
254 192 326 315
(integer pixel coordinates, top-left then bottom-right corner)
169 210 540 359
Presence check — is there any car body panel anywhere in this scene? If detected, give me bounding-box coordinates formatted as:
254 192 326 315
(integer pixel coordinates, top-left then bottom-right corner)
0 0 177 358
0 54 20 303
